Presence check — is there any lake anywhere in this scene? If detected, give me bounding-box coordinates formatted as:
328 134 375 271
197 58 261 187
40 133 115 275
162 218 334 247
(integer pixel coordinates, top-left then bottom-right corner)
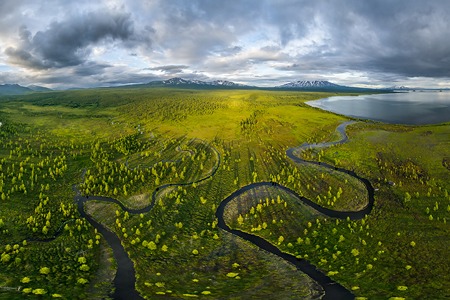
306 91 450 125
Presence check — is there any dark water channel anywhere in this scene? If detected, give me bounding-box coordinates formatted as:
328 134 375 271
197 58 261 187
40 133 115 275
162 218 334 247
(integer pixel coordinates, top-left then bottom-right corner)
75 124 371 299
216 121 374 300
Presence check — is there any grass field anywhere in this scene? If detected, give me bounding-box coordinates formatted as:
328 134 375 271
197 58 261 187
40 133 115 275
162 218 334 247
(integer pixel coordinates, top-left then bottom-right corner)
0 88 449 299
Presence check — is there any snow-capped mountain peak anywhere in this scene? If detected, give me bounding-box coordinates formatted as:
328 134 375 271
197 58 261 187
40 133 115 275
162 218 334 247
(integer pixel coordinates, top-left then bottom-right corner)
155 77 245 87
209 80 244 86
162 77 190 85
277 80 341 88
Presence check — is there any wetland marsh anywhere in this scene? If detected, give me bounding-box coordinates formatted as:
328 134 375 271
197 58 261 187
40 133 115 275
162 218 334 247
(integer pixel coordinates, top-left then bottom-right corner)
0 88 448 299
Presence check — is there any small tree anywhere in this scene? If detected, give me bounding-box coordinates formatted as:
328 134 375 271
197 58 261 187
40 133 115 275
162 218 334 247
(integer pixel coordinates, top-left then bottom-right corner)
148 241 157 250
404 192 411 204
79 264 90 272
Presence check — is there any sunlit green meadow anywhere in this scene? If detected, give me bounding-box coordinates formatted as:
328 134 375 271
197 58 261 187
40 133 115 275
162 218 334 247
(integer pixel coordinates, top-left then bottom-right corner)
0 88 448 299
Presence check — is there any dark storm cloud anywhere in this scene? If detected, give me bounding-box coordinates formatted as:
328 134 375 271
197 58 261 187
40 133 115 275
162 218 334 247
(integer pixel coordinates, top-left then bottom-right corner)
2 0 450 87
98 73 160 86
148 65 189 74
5 10 138 69
28 65 159 88
311 0 450 78
148 0 262 63
164 0 443 81
213 0 450 81
73 62 112 76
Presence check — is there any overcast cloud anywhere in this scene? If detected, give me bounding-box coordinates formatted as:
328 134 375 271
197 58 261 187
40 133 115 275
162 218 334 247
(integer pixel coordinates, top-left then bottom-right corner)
1 0 450 88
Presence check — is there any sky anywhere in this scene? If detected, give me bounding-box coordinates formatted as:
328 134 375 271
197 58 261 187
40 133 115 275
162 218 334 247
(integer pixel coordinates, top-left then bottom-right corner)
1 0 450 89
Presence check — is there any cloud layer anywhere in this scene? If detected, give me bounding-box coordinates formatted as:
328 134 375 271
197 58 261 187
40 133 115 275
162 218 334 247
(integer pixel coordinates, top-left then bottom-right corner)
1 0 450 88
6 12 135 69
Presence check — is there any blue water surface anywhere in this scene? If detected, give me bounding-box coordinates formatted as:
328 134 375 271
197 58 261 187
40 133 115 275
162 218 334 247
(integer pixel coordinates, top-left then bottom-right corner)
307 91 450 125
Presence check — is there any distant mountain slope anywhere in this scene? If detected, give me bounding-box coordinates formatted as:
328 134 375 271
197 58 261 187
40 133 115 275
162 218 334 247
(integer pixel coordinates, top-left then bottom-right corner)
277 80 341 88
28 85 53 92
0 84 52 96
0 84 33 96
2 78 393 94
145 77 253 89
275 80 387 92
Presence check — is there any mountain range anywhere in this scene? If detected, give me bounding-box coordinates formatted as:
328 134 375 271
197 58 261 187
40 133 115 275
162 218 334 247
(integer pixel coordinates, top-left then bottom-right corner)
141 77 388 92
0 78 393 96
277 80 341 88
145 77 347 89
0 84 52 96
145 77 249 88
143 78 387 92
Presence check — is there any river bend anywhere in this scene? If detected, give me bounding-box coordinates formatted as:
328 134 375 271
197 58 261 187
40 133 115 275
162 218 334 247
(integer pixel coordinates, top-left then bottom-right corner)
71 122 372 299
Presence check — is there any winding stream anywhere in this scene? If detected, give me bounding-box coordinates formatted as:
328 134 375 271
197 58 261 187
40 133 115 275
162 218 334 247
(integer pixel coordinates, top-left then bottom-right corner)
71 121 373 299
216 121 374 300
73 142 221 300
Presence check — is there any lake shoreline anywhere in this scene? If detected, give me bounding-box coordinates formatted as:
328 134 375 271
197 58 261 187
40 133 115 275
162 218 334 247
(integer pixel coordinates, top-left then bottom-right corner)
306 91 450 125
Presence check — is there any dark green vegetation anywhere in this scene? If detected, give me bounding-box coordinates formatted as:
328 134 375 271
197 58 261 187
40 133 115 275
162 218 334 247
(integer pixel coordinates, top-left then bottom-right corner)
0 88 449 299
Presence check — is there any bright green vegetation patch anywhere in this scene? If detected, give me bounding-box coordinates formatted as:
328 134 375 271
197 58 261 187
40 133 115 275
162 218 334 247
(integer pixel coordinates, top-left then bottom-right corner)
0 88 449 299
225 185 325 234
311 122 450 298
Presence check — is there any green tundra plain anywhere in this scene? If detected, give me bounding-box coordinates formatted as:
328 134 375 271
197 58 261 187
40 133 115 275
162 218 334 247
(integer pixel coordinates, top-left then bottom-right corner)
0 88 449 299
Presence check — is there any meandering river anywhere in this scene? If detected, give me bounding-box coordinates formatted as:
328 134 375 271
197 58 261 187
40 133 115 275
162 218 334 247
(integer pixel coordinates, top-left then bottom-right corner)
72 122 373 299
